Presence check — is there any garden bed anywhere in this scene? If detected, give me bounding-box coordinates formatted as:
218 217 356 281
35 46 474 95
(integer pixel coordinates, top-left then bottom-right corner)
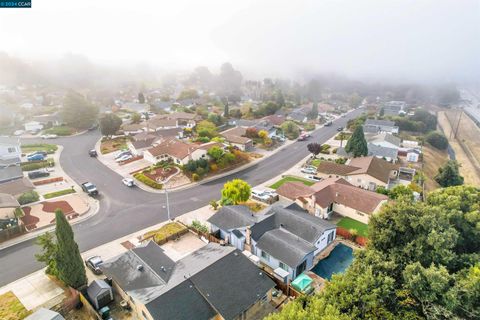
0 291 31 320
100 136 130 154
143 165 178 182
142 222 188 245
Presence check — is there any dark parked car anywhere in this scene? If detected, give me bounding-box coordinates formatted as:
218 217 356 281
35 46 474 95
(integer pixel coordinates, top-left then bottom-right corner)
324 121 332 126
89 149 98 157
27 153 46 161
337 126 344 131
28 169 50 179
81 182 98 196
85 256 103 274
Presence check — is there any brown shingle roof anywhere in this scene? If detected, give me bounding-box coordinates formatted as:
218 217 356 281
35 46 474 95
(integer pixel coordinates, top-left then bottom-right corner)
122 123 144 131
146 117 177 128
317 161 360 176
0 177 34 196
277 181 315 200
147 139 199 159
261 115 285 126
158 112 199 121
348 156 398 183
222 134 251 145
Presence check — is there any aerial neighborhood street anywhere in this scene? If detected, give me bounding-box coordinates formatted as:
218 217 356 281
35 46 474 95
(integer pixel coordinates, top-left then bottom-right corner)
1 2 479 319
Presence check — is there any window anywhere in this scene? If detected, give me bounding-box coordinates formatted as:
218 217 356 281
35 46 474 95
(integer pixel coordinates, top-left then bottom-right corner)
7 147 16 153
279 261 288 271
327 231 334 243
261 250 270 261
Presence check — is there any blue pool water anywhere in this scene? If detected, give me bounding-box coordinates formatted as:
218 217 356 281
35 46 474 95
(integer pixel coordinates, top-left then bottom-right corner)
311 243 354 280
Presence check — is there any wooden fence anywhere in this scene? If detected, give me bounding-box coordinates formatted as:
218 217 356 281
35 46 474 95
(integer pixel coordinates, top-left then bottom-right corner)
33 176 63 186
336 227 367 246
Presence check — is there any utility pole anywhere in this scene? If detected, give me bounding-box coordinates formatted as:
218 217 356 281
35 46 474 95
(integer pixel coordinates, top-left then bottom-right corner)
454 109 463 139
165 182 171 221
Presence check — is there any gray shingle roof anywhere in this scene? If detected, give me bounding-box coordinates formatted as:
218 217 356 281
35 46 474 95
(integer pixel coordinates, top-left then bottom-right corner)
87 279 111 299
0 166 23 183
251 205 335 244
207 205 257 230
367 143 399 159
364 119 396 127
256 229 316 267
190 250 275 320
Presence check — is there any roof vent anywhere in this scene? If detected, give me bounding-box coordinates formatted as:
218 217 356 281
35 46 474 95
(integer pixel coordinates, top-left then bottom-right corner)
234 252 238 256
160 266 166 272
137 265 144 271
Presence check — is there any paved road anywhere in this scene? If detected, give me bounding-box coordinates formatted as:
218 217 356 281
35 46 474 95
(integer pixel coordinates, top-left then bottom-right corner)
0 109 362 286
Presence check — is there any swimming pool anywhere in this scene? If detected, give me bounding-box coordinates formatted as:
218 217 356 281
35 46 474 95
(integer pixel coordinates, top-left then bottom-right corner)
311 243 354 280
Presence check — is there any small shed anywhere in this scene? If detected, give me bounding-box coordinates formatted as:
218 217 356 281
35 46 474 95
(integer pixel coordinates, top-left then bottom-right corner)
25 308 64 320
87 279 113 310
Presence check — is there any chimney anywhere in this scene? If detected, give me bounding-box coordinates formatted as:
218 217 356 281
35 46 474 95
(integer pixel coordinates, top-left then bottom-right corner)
245 226 252 252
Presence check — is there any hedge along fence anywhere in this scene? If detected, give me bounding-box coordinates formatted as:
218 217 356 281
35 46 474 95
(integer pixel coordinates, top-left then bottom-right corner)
133 172 163 189
21 159 55 171
33 177 63 186
141 222 189 245
43 188 76 199
336 227 368 247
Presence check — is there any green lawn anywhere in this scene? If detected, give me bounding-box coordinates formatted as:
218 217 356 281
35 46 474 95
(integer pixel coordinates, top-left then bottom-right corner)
337 217 369 237
142 222 187 243
21 143 58 154
310 159 321 167
43 188 76 199
269 175 315 189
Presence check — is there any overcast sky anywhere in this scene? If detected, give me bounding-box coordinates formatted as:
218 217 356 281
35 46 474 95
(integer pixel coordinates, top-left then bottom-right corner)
1 0 479 82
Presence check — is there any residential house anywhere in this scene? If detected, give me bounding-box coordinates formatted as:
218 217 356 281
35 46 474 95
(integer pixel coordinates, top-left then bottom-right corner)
277 177 388 224
157 111 200 129
261 114 286 127
287 109 308 123
0 166 23 184
406 149 421 162
144 139 221 165
367 132 401 150
122 102 149 113
121 123 145 135
145 117 178 132
250 204 336 281
208 203 336 282
316 156 399 190
127 132 160 156
0 137 21 163
32 113 61 127
383 101 406 117
366 143 399 162
24 121 44 132
100 241 275 320
0 193 20 220
221 127 253 151
363 119 399 134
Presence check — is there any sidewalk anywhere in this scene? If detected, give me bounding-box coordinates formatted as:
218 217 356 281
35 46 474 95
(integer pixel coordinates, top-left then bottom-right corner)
0 204 215 312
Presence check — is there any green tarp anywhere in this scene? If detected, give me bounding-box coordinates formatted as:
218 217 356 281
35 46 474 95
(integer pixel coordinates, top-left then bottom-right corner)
291 273 313 292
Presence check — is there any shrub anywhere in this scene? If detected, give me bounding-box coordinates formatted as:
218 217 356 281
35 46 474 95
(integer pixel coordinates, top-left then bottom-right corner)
320 144 331 154
192 173 200 181
191 220 209 233
195 136 210 143
335 157 347 164
196 167 206 177
43 126 75 136
210 163 218 172
303 122 315 131
43 188 76 199
133 173 163 189
209 200 219 210
426 131 448 150
18 191 40 205
21 159 54 171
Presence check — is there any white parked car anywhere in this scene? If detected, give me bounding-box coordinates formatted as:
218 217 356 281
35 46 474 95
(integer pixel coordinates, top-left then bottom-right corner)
114 150 130 159
41 134 58 139
251 188 279 203
13 130 25 136
115 154 132 162
122 178 135 187
304 175 322 182
301 167 317 174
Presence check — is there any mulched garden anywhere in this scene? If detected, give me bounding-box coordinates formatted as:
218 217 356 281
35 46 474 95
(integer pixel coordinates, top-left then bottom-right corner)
143 166 179 182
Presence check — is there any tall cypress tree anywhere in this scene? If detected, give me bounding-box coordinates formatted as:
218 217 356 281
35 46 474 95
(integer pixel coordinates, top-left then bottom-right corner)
55 209 87 288
345 125 368 157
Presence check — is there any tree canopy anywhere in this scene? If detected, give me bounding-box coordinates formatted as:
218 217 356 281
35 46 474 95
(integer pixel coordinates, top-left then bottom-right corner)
55 209 87 289
426 131 448 150
307 143 322 158
435 160 464 187
61 91 99 129
99 113 122 137
281 121 300 139
267 185 480 320
221 179 251 205
345 125 368 157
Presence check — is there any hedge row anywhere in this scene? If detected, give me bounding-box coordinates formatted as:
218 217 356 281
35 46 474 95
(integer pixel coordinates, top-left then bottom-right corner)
43 188 76 199
21 159 54 171
18 191 40 205
133 173 163 189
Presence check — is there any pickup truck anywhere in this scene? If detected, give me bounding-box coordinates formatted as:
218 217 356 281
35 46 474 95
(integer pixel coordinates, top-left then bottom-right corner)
81 182 98 196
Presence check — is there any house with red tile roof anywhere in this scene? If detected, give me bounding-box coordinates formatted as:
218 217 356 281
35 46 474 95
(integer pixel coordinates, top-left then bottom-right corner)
277 177 388 223
144 139 222 165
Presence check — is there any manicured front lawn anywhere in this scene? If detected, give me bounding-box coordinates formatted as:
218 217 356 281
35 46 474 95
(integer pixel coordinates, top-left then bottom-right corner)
310 159 321 167
0 291 31 320
43 188 76 199
43 126 76 136
142 222 187 244
269 175 315 189
100 137 129 154
337 217 369 237
21 143 58 154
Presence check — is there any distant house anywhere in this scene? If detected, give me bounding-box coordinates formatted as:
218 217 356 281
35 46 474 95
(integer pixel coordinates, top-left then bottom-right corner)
406 149 421 162
145 117 178 131
367 132 401 149
363 119 399 134
121 123 145 135
0 137 21 163
32 113 61 127
156 111 200 129
208 203 336 282
221 127 253 151
366 143 399 162
122 102 149 113
144 139 221 165
261 114 286 127
100 241 275 320
127 132 160 156
382 101 406 117
287 109 308 123
24 121 43 133
316 156 399 190
277 177 388 224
